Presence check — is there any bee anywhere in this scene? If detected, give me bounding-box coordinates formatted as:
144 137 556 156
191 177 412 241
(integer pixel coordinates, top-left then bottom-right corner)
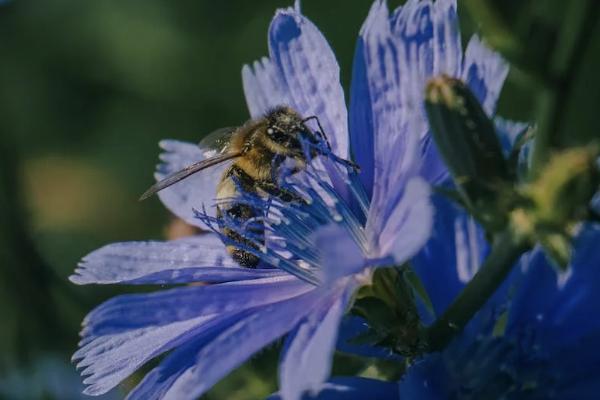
140 106 358 268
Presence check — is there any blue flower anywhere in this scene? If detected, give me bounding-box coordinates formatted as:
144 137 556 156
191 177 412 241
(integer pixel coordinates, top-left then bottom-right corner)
398 223 600 399
70 0 509 399
277 216 600 399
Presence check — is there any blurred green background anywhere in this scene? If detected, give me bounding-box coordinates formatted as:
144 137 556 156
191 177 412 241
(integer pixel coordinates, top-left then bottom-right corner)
0 0 596 399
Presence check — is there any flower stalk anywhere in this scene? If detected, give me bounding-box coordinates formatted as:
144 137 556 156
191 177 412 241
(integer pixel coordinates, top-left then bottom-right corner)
424 228 530 352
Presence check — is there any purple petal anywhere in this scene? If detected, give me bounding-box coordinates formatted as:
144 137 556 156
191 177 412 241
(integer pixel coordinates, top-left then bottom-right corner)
74 315 216 396
268 7 349 158
419 135 450 184
374 177 433 263
494 117 529 154
354 2 424 235
81 275 310 337
390 0 463 186
432 0 462 77
348 36 375 198
279 289 350 400
461 35 509 116
71 235 284 285
242 57 291 119
390 0 463 119
348 0 391 199
130 290 325 400
392 0 462 80
312 224 366 283
269 377 399 400
351 0 462 194
412 194 488 321
509 227 600 347
124 336 206 400
397 354 446 400
154 140 230 229
391 0 435 106
390 0 460 143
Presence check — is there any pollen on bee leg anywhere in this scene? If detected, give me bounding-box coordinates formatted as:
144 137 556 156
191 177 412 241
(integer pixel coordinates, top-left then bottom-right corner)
226 244 261 268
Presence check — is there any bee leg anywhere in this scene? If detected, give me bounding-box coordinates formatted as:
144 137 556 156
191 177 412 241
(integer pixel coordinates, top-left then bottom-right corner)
257 181 306 204
217 204 263 268
302 115 332 151
301 116 360 173
334 156 361 173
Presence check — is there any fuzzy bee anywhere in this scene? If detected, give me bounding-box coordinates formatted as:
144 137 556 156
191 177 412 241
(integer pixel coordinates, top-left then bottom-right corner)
141 106 357 267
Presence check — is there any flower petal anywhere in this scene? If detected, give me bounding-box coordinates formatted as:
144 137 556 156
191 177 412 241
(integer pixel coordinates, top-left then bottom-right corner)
348 35 376 198
432 0 462 77
391 0 436 108
279 289 350 400
508 227 600 347
128 290 324 400
357 1 418 195
154 140 230 229
348 0 390 199
268 6 348 157
419 135 450 184
312 224 366 283
355 2 426 238
81 275 310 338
74 315 216 396
392 0 462 97
376 177 433 263
398 353 451 399
71 235 284 285
124 337 204 400
269 377 399 400
242 57 292 118
461 35 509 116
411 194 487 321
494 117 529 154
351 0 462 193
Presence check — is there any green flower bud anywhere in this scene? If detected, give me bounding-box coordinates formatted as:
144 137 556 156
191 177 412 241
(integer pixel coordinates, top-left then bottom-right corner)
425 75 513 230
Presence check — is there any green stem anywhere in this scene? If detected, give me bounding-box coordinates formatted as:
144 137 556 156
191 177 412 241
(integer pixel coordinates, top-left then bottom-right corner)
425 229 529 352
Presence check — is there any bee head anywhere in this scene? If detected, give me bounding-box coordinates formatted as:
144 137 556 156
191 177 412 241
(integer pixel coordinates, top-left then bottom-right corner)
264 107 320 157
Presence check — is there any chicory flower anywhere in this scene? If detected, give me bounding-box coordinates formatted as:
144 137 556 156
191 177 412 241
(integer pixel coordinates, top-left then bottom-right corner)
71 0 508 398
269 214 600 399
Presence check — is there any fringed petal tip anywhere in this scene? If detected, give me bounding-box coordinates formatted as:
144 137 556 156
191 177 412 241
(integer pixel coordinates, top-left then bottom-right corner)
462 35 509 115
267 3 349 158
272 3 303 24
242 57 291 118
359 0 389 37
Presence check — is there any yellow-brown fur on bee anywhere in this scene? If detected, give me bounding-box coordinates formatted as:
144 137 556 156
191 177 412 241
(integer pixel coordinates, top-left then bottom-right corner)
140 105 341 268
215 106 315 267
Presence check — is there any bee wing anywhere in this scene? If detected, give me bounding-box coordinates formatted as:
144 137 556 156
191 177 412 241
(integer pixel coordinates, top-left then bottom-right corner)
140 151 241 200
198 126 237 155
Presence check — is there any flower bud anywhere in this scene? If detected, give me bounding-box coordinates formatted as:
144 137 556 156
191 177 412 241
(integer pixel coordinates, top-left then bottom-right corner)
425 75 511 212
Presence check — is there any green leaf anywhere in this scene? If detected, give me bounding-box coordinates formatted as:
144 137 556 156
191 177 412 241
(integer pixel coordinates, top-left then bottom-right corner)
403 267 436 319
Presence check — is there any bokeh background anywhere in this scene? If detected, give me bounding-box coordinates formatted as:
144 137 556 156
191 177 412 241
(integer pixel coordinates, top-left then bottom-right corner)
0 0 596 399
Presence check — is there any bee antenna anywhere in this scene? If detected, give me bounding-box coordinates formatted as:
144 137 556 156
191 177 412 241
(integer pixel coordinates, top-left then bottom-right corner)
302 115 332 151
